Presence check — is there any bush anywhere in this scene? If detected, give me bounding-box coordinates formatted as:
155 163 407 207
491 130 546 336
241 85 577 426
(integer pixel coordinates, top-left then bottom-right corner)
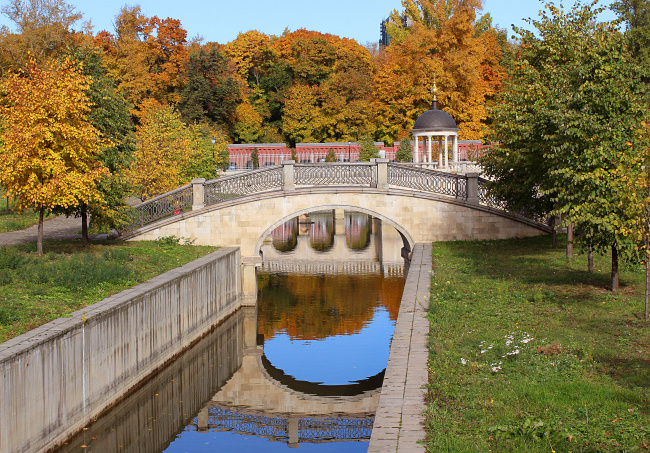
0 247 24 269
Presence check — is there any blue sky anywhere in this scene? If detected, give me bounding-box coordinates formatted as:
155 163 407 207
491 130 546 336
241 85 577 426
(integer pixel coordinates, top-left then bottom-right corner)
0 0 618 45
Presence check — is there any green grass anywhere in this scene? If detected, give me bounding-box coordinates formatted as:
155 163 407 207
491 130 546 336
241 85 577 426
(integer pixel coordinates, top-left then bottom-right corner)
426 235 650 452
0 238 216 343
0 208 52 233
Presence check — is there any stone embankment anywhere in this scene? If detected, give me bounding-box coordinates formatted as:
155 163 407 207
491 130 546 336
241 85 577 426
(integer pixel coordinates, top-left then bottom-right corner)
0 247 241 453
369 243 431 452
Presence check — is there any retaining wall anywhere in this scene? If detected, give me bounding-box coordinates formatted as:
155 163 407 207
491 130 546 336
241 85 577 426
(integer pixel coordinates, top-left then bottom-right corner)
0 247 241 453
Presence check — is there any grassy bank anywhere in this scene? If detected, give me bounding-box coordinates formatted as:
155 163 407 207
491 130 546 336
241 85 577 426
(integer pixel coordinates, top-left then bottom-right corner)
0 239 216 343
0 210 44 233
0 190 52 232
426 236 649 452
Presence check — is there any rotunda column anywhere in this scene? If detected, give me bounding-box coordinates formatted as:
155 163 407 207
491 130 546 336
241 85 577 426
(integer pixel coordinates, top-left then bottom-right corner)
444 135 449 168
453 135 458 162
412 136 419 163
427 135 432 164
438 137 443 168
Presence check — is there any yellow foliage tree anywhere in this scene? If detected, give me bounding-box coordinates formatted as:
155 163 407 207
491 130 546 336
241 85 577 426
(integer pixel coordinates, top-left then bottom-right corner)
0 56 107 255
232 101 263 143
127 99 193 200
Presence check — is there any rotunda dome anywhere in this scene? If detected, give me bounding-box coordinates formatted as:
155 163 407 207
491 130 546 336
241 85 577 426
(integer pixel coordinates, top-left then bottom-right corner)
412 100 458 132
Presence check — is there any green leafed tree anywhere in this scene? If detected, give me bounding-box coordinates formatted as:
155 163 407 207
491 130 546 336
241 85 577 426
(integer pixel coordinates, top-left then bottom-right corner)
612 0 650 66
482 1 648 292
251 147 260 169
53 46 135 239
178 45 242 128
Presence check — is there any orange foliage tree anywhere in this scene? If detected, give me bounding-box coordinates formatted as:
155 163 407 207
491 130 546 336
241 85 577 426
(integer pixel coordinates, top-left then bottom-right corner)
0 57 107 255
374 0 505 142
97 6 188 106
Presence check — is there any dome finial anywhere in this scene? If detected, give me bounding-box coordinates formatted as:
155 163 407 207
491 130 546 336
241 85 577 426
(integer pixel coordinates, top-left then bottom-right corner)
431 76 439 110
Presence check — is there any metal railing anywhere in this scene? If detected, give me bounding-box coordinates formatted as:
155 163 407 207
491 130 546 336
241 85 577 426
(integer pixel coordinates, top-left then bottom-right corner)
195 407 373 442
477 177 507 210
122 161 537 232
204 166 283 205
295 162 376 187
126 184 193 231
388 163 468 199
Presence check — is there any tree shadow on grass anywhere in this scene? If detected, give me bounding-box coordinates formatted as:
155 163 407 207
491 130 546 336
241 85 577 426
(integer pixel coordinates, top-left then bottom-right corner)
437 235 631 294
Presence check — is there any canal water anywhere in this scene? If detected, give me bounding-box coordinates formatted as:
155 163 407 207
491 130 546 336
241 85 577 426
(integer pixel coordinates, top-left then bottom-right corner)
54 211 406 452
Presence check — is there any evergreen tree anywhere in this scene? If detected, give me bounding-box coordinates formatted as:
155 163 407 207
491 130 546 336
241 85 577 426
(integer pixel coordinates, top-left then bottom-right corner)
395 139 413 162
325 148 337 162
358 138 379 161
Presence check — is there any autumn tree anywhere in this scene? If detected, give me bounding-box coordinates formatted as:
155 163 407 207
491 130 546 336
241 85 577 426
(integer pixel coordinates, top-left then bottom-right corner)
374 0 504 142
232 101 263 143
325 148 337 162
0 57 107 255
52 45 135 239
0 0 81 72
99 6 188 106
126 100 193 200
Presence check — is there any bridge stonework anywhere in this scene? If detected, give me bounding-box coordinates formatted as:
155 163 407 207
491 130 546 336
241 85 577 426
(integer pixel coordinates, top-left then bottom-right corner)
126 188 545 256
123 162 548 302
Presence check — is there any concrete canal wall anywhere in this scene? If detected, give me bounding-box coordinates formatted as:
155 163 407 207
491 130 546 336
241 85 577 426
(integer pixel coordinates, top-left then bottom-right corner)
0 247 241 453
369 243 431 452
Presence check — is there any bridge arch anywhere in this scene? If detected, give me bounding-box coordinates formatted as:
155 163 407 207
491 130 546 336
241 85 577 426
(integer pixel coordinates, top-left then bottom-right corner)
253 204 415 258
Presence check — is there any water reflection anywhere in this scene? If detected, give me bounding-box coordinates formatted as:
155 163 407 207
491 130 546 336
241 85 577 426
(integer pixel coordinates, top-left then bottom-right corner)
269 211 380 254
346 212 372 250
53 212 406 453
54 308 248 453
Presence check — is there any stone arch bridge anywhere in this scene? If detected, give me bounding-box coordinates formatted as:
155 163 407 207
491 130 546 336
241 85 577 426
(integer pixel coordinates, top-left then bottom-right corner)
122 160 549 300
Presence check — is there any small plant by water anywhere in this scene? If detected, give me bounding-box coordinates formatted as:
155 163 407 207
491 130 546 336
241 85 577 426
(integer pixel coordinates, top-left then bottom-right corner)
0 240 216 342
426 235 649 452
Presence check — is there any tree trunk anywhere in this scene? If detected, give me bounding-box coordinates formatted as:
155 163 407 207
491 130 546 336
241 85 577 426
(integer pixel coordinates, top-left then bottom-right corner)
81 208 89 245
611 244 619 292
551 217 558 248
643 252 650 321
566 223 574 258
37 205 44 257
588 244 594 273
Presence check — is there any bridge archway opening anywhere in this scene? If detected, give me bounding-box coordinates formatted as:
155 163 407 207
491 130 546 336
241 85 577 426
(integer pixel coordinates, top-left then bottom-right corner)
253 204 414 260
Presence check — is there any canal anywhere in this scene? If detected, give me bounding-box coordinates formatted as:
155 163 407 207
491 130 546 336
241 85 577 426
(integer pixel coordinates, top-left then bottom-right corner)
54 211 406 452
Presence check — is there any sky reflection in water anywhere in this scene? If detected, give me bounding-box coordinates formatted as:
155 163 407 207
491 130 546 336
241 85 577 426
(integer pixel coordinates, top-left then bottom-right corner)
263 307 394 386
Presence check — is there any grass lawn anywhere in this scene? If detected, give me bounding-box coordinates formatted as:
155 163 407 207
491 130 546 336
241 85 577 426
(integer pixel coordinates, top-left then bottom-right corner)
0 239 217 343
0 208 52 233
0 190 53 232
426 235 649 452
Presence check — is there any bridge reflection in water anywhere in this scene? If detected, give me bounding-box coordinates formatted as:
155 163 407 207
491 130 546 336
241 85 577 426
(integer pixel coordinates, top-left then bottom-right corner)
55 212 405 452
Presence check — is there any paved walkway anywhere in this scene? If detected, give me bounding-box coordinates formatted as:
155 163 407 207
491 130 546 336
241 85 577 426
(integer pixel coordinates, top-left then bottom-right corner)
0 215 106 247
368 243 431 452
